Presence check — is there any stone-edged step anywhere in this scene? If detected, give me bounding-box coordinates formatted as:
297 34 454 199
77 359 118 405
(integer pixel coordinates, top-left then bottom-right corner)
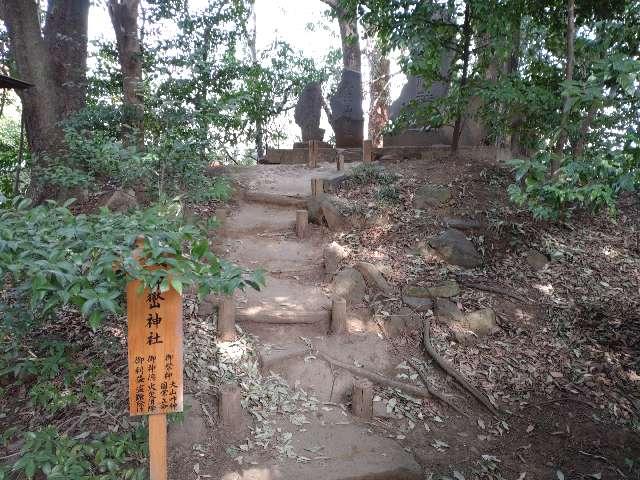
243 191 307 208
235 275 331 327
224 236 324 275
258 335 392 403
222 202 298 235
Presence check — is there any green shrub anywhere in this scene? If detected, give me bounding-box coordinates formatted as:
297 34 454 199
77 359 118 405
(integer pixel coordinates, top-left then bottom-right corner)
375 184 401 204
348 163 398 187
0 196 262 332
1 426 147 480
508 146 639 220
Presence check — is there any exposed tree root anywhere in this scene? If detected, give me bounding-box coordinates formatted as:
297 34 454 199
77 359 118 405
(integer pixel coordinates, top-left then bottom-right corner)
422 318 499 416
407 358 468 416
456 276 531 305
316 350 433 400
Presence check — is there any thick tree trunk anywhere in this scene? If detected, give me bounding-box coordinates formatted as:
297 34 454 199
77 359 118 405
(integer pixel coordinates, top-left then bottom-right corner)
367 39 390 147
552 0 576 174
108 0 144 150
451 1 472 153
0 0 90 200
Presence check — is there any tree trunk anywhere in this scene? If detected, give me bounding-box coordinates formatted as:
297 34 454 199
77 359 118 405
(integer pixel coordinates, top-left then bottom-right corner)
367 39 390 147
0 0 90 200
108 0 144 150
247 0 265 161
552 0 576 174
451 1 472 153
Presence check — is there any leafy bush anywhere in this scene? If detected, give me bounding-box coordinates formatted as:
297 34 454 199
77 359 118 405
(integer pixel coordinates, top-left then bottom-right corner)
1 426 147 479
0 196 262 332
508 146 639 219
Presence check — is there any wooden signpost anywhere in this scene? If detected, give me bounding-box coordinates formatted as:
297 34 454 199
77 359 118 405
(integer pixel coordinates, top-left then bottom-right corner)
127 273 183 480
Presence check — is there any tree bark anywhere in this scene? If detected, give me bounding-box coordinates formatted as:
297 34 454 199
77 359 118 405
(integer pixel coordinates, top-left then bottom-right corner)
451 1 472 153
552 0 576 174
247 0 265 161
0 0 90 200
367 39 390 147
108 0 144 150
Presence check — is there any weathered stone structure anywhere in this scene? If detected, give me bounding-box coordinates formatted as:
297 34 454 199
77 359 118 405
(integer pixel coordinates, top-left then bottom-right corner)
294 82 325 144
330 70 364 148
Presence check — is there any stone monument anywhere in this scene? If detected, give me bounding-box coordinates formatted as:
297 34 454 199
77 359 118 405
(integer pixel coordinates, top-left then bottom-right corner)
329 70 364 148
294 82 325 145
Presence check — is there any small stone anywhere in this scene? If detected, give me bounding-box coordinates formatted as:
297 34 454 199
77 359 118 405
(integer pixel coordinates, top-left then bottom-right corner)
324 242 350 276
414 185 451 209
427 280 460 298
332 267 366 305
454 308 498 344
402 292 433 312
526 250 549 270
104 188 138 212
428 229 482 268
435 298 464 326
443 217 481 230
355 262 393 294
382 315 406 337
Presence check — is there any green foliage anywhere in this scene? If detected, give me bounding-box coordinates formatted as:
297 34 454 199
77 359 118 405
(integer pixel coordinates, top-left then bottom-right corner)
0 196 262 332
507 141 640 219
375 184 401 204
0 426 147 480
348 164 398 186
40 165 93 191
0 116 23 197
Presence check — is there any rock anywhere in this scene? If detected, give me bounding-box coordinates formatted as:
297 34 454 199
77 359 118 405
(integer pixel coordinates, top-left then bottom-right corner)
464 308 497 335
435 298 464 326
402 287 433 312
443 216 481 230
414 184 451 208
354 262 393 294
330 70 364 148
454 308 498 344
320 197 350 232
427 280 460 298
526 250 549 270
324 242 350 276
428 229 482 268
294 82 325 143
382 314 405 337
105 188 138 212
332 267 366 305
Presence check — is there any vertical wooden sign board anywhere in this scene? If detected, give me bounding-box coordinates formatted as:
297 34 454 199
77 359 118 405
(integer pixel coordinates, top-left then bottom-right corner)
127 278 183 480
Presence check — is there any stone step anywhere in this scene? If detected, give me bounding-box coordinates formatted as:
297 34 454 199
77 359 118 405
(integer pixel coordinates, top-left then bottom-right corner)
235 276 331 327
258 335 392 403
223 236 324 275
222 203 299 235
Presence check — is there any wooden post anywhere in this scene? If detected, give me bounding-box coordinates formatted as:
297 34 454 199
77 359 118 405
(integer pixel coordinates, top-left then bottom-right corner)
296 209 308 239
149 414 168 480
219 383 243 429
308 140 319 168
331 297 347 334
352 379 374 419
217 295 236 342
363 139 373 163
336 152 345 171
311 178 324 197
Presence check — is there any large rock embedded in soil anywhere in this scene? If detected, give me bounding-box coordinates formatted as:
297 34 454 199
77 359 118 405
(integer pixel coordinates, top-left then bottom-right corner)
332 267 366 305
354 261 393 294
436 299 498 344
427 228 482 268
414 184 451 208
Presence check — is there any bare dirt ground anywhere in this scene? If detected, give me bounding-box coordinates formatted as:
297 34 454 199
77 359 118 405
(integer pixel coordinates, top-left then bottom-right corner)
167 156 639 480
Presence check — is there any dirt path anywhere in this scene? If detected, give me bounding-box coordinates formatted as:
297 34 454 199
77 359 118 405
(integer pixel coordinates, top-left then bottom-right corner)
168 159 640 480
